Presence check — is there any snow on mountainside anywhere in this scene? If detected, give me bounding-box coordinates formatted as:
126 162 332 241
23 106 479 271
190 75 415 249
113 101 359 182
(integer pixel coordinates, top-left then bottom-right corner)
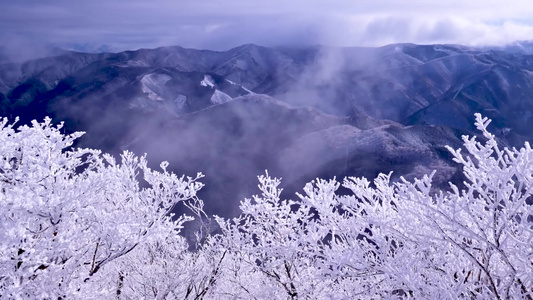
200 74 215 88
141 73 171 101
210 90 232 105
226 78 255 94
200 74 233 104
1 42 532 216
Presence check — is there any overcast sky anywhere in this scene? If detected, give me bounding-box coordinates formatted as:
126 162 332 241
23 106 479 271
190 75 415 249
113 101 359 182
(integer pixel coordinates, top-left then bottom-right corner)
2 0 533 54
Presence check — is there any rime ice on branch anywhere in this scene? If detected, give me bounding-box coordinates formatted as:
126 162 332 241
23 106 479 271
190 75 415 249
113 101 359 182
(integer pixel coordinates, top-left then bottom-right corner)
216 113 533 299
1 114 531 299
0 117 205 298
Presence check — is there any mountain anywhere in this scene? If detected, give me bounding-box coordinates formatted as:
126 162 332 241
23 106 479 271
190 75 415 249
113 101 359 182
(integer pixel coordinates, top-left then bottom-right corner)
1 43 531 215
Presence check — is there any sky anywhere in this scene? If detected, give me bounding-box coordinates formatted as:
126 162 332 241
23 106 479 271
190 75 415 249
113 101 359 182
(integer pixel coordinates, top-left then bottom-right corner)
2 0 533 56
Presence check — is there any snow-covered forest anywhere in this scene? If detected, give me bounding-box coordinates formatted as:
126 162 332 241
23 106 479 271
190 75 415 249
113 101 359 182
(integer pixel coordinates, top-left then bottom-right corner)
1 114 532 299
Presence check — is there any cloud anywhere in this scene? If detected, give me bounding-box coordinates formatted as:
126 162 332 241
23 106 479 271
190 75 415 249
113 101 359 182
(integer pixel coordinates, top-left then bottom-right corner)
1 0 533 52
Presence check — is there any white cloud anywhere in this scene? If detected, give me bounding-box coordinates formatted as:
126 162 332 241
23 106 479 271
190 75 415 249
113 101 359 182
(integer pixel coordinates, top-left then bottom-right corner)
1 0 533 51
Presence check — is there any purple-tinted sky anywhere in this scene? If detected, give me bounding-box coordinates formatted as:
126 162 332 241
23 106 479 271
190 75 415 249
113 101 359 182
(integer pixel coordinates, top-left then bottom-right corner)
1 0 533 54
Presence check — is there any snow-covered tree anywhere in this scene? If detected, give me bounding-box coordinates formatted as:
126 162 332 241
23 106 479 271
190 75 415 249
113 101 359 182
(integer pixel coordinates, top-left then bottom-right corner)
1 113 531 299
216 113 533 299
0 117 204 298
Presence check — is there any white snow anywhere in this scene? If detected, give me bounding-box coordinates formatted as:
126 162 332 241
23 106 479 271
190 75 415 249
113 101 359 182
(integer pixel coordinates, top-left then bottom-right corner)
173 94 187 110
434 46 458 56
118 60 149 68
141 73 171 101
493 68 510 88
225 79 255 94
200 74 215 88
524 69 533 78
210 89 233 104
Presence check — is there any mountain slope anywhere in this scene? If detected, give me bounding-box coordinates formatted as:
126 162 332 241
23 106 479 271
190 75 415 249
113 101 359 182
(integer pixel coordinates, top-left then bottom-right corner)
2 43 532 216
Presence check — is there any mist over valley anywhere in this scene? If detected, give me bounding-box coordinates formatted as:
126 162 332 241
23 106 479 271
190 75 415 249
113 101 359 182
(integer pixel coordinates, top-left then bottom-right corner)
1 42 532 216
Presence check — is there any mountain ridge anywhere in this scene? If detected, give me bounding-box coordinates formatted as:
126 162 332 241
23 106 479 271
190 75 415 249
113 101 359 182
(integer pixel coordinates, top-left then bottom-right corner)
1 42 531 215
